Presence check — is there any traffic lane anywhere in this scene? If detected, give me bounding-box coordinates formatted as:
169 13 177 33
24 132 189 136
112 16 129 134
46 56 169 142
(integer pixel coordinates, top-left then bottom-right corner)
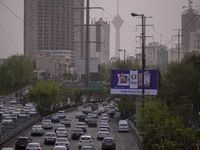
4 110 140 150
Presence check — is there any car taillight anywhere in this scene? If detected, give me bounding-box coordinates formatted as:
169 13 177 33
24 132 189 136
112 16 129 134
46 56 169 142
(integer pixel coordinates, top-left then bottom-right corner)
16 141 19 143
79 140 82 143
26 149 29 150
56 143 58 145
66 143 68 146
26 141 30 143
89 140 92 143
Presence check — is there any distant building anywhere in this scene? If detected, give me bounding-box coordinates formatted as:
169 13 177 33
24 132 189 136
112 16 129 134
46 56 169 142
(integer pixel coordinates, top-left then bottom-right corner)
90 18 110 64
33 51 71 79
24 0 84 67
145 42 168 68
190 29 200 52
182 2 200 52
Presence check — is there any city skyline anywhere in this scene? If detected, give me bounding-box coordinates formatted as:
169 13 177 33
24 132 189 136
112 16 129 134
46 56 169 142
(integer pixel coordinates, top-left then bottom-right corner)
0 0 199 59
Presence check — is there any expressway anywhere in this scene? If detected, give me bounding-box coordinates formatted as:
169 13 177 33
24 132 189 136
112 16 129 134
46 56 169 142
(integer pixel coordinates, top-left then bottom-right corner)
2 109 140 150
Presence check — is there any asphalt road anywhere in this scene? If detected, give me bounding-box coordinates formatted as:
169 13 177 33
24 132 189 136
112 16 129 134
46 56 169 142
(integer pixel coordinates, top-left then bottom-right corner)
3 109 140 150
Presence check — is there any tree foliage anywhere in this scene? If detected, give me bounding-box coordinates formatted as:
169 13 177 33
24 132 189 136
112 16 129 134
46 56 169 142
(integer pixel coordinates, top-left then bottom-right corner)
0 55 34 89
28 80 59 114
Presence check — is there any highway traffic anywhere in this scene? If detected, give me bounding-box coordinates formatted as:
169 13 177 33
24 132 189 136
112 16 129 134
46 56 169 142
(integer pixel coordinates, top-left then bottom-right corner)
1 102 139 150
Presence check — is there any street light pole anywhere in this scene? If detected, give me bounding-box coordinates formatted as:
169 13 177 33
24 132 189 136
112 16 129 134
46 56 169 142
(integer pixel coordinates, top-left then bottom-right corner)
131 13 145 98
119 49 126 119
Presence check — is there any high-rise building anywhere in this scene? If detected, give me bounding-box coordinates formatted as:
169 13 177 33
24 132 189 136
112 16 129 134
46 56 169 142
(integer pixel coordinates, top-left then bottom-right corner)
90 18 110 64
24 0 84 67
182 1 200 52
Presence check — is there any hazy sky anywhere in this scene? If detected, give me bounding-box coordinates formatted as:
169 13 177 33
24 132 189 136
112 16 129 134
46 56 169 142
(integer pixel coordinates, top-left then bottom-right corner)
0 0 199 59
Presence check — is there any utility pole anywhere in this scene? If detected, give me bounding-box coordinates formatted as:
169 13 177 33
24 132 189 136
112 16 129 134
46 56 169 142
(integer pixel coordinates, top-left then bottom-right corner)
173 29 181 63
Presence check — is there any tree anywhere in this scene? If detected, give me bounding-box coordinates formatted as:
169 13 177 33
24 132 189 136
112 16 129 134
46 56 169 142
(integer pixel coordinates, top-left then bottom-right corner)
139 97 198 150
28 80 59 115
0 55 34 90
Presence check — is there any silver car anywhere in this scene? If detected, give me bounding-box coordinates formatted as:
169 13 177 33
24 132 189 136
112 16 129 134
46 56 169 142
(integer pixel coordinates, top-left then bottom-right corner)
55 137 70 150
42 119 53 129
31 125 44 136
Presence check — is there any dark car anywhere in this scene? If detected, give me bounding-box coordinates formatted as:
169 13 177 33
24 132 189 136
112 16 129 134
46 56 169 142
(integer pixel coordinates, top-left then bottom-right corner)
15 137 32 150
88 118 97 127
102 137 116 150
84 116 92 124
79 115 86 122
51 115 60 123
71 128 84 140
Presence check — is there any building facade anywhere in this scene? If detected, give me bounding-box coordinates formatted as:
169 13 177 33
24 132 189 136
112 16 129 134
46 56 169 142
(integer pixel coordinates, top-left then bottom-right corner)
182 3 200 52
90 18 110 64
24 0 84 67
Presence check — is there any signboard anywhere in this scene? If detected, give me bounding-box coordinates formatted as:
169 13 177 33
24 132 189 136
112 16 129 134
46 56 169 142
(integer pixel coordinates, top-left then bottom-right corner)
89 82 103 89
111 70 158 95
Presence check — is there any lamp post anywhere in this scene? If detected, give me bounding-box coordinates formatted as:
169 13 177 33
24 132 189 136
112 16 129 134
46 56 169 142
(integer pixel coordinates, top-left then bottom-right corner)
119 49 126 119
131 13 145 98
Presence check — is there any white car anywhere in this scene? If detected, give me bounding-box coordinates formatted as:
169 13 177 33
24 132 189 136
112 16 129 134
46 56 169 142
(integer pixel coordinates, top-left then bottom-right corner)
79 135 93 148
2 117 13 125
42 119 53 129
31 125 44 136
76 122 87 132
25 143 42 150
76 111 85 118
10 99 17 104
99 122 110 131
101 117 109 123
85 107 92 113
91 113 98 119
77 106 84 111
56 128 68 137
53 145 67 150
55 137 70 150
57 111 65 119
97 128 110 140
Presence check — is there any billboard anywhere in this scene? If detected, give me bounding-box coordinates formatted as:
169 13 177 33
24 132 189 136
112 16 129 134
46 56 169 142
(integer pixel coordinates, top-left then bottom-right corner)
111 70 158 95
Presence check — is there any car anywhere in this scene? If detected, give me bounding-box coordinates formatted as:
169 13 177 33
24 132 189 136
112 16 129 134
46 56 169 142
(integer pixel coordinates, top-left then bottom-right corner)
1 148 14 150
79 135 93 148
85 107 92 113
19 112 27 118
10 113 18 120
31 125 44 136
71 128 84 140
101 117 109 123
102 137 116 150
2 117 13 125
42 119 53 129
87 119 97 127
76 122 87 132
57 111 65 119
55 137 70 150
84 116 92 124
80 146 96 150
76 111 86 118
61 118 71 127
99 123 110 131
79 115 86 122
97 128 110 140
25 143 42 150
54 124 65 132
2 111 10 118
53 145 67 150
29 110 37 115
10 99 17 104
51 115 60 123
44 132 57 145
91 113 98 119
102 114 110 120
56 128 68 137
118 120 129 132
15 137 32 150
77 106 84 111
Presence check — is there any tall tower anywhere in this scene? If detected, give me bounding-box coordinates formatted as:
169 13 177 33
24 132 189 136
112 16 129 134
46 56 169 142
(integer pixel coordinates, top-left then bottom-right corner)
112 0 124 58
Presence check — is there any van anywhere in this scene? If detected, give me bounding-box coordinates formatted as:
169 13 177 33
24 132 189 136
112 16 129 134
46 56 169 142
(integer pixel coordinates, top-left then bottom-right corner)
118 120 129 132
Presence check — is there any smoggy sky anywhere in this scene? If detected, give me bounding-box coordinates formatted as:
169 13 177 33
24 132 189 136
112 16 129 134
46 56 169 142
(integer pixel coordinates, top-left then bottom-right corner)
0 0 199 59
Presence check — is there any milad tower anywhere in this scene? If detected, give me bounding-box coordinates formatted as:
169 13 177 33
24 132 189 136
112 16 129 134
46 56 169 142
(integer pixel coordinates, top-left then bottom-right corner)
112 0 124 58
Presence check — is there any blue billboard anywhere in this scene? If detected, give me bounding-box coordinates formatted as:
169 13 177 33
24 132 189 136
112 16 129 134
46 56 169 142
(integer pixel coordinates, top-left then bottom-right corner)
111 69 158 95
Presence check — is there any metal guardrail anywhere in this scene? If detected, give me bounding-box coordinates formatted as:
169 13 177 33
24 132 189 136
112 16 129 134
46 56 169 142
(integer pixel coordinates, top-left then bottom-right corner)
0 115 41 146
127 119 143 146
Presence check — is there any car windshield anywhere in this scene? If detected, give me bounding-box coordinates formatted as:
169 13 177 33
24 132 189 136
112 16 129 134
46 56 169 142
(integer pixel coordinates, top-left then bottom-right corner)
28 144 39 147
46 133 56 137
104 139 114 143
81 137 91 140
57 128 66 131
